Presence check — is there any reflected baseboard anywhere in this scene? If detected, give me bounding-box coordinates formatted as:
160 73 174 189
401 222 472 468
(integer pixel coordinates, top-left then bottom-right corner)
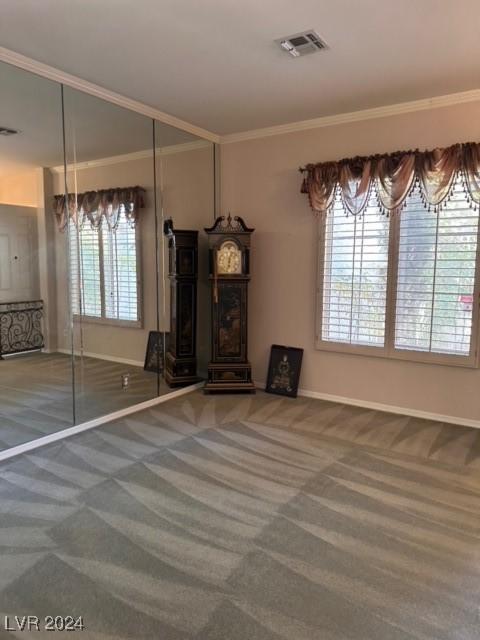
0 381 203 463
57 348 144 368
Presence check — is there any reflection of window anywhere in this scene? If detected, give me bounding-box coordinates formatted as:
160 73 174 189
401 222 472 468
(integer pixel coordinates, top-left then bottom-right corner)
69 210 140 325
318 177 480 365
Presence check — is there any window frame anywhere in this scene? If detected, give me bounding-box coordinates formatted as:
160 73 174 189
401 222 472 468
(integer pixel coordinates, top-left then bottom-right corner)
316 206 480 368
69 217 143 329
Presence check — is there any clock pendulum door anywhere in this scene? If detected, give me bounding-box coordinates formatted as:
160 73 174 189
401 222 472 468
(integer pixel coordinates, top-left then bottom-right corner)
204 214 256 393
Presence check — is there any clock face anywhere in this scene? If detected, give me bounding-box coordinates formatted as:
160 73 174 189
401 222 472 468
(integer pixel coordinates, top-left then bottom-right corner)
217 241 242 275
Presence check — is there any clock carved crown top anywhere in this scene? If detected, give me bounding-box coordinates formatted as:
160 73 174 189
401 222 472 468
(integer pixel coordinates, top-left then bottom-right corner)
204 213 254 235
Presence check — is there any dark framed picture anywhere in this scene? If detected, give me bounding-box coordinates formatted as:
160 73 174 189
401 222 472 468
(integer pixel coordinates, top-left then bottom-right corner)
265 344 304 398
144 331 169 373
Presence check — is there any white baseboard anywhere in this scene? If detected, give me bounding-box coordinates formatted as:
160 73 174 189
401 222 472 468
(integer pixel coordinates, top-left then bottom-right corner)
254 380 480 430
0 382 203 463
57 348 144 368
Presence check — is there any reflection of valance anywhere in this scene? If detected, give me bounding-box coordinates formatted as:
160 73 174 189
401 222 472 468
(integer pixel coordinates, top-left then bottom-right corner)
53 186 146 231
300 142 480 216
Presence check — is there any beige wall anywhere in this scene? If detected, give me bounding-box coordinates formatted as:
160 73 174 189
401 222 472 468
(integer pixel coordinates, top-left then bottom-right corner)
52 145 213 366
0 170 37 206
220 101 480 422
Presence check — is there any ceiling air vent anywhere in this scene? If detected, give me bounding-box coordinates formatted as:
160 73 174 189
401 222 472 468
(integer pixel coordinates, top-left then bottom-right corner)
0 127 19 136
276 31 327 57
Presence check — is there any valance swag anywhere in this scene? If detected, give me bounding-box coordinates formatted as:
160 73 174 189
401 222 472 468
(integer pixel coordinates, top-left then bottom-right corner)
300 142 480 216
53 186 146 231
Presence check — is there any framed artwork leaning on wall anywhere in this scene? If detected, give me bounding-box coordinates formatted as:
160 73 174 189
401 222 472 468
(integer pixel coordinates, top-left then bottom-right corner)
265 344 304 398
144 331 169 373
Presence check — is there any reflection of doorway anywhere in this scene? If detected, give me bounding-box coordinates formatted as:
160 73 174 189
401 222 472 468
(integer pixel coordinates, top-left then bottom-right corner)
0 206 38 303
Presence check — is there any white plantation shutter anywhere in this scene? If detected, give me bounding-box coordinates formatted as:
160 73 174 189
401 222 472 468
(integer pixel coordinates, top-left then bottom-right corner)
69 220 102 318
103 217 138 322
318 173 480 363
69 220 81 316
321 194 390 346
69 211 140 324
395 178 479 356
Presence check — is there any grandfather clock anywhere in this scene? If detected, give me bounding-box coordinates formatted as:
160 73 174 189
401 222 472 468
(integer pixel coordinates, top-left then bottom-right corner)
163 219 199 387
204 214 255 393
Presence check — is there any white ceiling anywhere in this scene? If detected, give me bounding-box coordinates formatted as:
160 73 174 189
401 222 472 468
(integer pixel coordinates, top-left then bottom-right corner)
0 0 479 136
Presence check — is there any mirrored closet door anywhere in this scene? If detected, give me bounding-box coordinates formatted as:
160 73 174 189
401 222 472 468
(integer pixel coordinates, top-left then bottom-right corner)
154 122 214 382
61 87 161 425
0 60 72 451
0 57 215 457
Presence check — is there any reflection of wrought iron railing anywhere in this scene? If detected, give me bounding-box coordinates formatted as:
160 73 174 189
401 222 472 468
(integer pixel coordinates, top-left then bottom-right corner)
0 300 44 359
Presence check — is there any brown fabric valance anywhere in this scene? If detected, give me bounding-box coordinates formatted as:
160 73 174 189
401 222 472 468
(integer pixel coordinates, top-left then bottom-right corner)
53 186 146 231
300 142 480 216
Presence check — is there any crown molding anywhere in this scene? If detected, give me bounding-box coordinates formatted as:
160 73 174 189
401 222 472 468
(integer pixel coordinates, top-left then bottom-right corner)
0 46 220 144
3 46 479 149
220 89 480 144
49 139 211 173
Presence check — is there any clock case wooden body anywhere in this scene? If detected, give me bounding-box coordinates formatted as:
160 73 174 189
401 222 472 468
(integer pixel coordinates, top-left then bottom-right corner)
164 220 199 387
204 215 255 393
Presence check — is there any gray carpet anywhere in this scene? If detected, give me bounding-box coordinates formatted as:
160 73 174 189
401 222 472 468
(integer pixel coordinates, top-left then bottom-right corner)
0 352 167 451
0 390 479 639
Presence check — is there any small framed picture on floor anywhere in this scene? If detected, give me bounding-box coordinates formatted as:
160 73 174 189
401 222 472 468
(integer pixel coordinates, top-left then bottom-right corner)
144 331 169 373
265 344 303 398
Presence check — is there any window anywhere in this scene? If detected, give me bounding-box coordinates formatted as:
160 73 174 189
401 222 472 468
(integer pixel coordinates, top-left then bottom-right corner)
322 192 389 347
395 182 478 356
318 177 480 365
69 211 141 325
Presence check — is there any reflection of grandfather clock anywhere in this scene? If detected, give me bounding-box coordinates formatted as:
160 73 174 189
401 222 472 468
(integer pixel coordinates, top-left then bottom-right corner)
163 219 198 387
204 214 255 393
